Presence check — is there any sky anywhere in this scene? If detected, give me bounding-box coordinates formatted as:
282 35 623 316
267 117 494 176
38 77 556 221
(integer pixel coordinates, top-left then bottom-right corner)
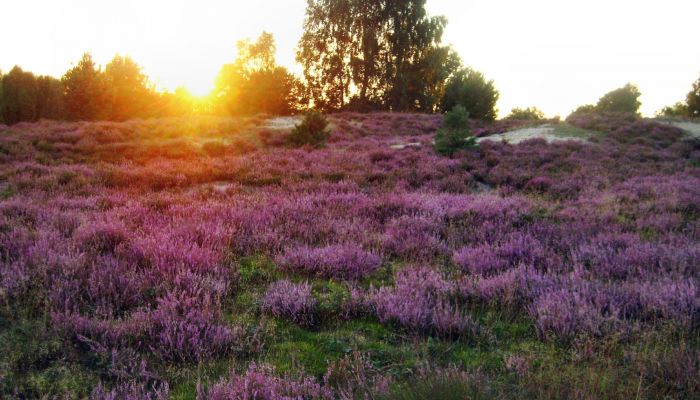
2 0 699 117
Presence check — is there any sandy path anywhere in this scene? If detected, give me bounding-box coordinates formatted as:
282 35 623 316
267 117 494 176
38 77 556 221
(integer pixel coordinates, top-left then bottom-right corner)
477 125 585 144
264 116 302 130
665 121 700 138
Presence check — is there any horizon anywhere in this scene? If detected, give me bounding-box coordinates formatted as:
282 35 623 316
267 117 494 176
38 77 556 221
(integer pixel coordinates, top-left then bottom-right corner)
2 0 699 117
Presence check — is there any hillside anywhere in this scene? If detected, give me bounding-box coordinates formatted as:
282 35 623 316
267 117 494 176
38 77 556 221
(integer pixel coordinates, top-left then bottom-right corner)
1 113 699 399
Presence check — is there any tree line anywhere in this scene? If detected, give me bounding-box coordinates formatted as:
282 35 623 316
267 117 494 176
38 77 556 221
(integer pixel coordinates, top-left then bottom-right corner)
1 0 698 125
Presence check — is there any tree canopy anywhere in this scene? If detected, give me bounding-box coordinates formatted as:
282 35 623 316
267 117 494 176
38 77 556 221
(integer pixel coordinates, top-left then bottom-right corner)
440 67 499 121
687 76 700 118
297 0 460 112
214 32 302 116
596 83 642 114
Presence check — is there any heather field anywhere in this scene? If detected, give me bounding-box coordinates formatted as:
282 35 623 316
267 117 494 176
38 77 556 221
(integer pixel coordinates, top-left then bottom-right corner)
1 113 700 399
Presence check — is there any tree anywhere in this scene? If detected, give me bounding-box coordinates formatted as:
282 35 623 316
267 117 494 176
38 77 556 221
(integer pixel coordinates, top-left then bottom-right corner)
104 55 155 121
506 107 545 121
0 70 4 124
657 102 688 118
687 76 700 118
297 0 458 112
1 66 38 124
440 67 499 121
596 83 642 114
434 105 477 157
214 32 301 115
62 53 107 121
35 75 66 120
569 104 596 117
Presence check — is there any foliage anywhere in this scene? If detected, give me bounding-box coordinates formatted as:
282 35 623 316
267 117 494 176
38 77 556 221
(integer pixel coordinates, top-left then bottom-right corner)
595 83 642 114
62 53 108 121
568 104 596 118
687 76 700 117
1 66 39 124
214 32 303 115
103 55 157 121
434 105 477 157
506 107 545 121
440 67 499 121
297 0 459 112
0 67 66 125
657 101 689 117
285 110 330 147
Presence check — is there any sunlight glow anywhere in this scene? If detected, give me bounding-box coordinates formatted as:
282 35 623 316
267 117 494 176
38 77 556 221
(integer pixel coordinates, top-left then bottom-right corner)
2 0 698 116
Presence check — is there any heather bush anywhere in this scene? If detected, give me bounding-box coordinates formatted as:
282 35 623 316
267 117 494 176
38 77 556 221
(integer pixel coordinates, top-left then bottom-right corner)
261 280 316 326
201 363 333 400
2 112 700 398
505 107 545 121
372 267 476 337
276 244 381 280
383 216 447 261
286 110 330 148
529 287 609 341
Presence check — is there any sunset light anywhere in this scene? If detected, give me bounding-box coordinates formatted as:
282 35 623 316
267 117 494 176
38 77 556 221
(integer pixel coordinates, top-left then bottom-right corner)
2 1 700 398
2 0 698 115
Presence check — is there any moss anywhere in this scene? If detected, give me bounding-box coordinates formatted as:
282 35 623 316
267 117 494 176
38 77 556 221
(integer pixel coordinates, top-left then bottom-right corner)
0 319 97 398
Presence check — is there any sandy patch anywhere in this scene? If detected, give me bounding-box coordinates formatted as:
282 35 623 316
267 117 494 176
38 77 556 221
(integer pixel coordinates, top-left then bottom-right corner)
477 124 585 144
186 181 237 195
264 116 302 131
390 142 422 150
665 121 700 138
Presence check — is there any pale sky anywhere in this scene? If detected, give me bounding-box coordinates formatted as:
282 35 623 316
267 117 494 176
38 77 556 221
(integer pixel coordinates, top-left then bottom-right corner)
2 0 699 117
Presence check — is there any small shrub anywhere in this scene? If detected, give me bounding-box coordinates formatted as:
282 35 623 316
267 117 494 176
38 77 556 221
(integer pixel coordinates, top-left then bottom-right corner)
261 280 316 326
276 244 381 281
434 105 477 157
286 111 330 148
505 107 545 120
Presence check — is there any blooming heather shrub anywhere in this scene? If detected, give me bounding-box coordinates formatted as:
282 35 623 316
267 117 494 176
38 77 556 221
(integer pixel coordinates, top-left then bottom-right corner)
524 176 554 193
461 266 557 307
74 221 130 255
372 267 475 336
383 216 447 261
262 280 316 326
631 279 700 327
201 363 333 400
276 244 381 281
148 290 240 362
529 287 609 341
453 232 557 276
91 382 169 400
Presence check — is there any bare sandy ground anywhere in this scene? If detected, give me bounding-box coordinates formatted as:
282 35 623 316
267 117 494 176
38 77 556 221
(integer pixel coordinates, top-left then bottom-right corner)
664 121 700 138
264 116 302 130
477 124 586 144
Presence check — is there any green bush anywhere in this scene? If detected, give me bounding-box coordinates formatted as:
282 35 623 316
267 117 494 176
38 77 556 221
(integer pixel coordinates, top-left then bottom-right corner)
286 111 330 148
657 102 689 118
434 105 477 157
506 106 545 121
596 83 642 114
441 67 499 121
